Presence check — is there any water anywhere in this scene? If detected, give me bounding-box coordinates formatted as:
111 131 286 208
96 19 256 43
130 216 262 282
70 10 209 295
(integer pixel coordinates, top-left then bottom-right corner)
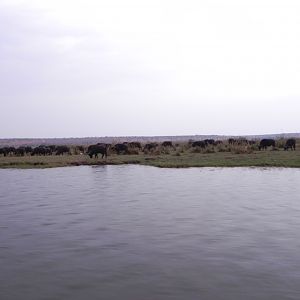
1 166 300 300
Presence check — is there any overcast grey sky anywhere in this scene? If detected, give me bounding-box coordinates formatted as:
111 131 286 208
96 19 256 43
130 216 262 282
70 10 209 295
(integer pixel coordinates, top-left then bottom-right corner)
1 0 299 138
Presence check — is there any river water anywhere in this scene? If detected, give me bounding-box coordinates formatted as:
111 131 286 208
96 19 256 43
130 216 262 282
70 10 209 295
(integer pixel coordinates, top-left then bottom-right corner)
1 166 300 300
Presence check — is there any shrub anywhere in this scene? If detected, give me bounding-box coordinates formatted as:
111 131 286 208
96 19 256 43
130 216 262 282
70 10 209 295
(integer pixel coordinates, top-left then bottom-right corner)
217 147 228 153
127 149 139 155
231 146 253 154
191 146 202 153
276 138 286 149
202 147 215 154
161 149 170 155
250 144 259 151
152 149 162 156
216 144 230 152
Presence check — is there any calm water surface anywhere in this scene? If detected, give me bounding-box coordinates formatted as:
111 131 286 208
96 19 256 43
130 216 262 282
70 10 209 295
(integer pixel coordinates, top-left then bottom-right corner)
1 166 300 300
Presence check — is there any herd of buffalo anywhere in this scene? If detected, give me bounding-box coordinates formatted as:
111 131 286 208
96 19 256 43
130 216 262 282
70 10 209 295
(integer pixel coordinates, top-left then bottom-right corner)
0 138 297 159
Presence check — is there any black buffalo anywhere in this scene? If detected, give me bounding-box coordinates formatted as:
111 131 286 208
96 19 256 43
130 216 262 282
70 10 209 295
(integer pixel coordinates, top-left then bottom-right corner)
259 139 276 150
24 146 33 154
55 145 70 155
192 141 206 148
31 146 52 156
6 147 16 156
204 139 215 146
15 147 25 156
97 143 111 149
143 143 158 152
48 145 57 152
162 141 175 149
284 138 296 151
112 143 128 155
0 147 10 156
88 144 108 158
228 138 236 145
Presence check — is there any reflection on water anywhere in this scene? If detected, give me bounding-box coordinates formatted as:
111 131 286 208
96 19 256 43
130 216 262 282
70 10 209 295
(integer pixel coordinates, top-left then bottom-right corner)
1 166 300 300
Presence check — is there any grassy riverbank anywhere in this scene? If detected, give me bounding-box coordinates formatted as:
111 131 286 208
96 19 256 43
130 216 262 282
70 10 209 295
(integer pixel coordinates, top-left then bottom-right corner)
1 150 300 169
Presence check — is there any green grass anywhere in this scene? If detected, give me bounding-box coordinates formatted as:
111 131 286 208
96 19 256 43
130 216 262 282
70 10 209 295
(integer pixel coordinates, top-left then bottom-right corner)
1 149 300 169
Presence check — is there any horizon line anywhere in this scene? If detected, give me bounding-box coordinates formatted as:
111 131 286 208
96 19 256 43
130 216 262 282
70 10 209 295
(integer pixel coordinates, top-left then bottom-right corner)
0 132 299 140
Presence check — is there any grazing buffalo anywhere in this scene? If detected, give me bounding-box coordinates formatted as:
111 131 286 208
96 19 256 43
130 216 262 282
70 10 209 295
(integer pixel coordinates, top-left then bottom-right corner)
55 145 70 155
192 141 206 148
259 139 276 150
0 147 9 156
9 147 16 154
204 139 215 146
112 143 128 155
48 145 57 152
162 141 175 149
24 146 33 154
31 146 52 156
228 138 236 145
214 140 223 146
284 138 296 151
88 144 108 158
97 143 111 149
0 146 32 156
143 143 158 152
15 147 25 156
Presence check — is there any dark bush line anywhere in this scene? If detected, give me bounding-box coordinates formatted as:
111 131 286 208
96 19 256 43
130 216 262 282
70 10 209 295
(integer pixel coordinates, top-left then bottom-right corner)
0 145 72 157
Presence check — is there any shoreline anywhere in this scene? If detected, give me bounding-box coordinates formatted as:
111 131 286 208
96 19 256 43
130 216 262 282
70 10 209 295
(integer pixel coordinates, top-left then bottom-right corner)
1 151 300 169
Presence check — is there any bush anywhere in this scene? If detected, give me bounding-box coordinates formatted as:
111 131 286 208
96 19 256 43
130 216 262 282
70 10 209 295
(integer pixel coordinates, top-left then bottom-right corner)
161 149 170 155
152 149 162 156
216 145 229 152
127 149 139 155
191 146 202 153
190 146 215 154
250 144 259 151
276 138 286 149
202 147 215 154
231 146 253 154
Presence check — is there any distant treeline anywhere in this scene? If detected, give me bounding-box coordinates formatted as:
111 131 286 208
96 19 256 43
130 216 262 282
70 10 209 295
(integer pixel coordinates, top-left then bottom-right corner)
1 133 300 147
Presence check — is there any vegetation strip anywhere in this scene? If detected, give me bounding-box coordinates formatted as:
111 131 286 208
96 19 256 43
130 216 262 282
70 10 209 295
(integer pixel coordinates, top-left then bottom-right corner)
1 152 300 169
0 138 299 169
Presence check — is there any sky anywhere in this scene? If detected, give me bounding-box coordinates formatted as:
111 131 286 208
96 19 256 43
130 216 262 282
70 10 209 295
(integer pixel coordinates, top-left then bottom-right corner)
1 0 300 138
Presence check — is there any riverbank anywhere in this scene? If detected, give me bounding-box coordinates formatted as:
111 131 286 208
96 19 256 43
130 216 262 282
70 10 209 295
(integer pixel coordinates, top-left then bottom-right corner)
1 150 300 169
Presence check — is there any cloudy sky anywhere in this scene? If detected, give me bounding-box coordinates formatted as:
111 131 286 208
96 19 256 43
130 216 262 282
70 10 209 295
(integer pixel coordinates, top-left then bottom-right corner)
1 0 300 138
